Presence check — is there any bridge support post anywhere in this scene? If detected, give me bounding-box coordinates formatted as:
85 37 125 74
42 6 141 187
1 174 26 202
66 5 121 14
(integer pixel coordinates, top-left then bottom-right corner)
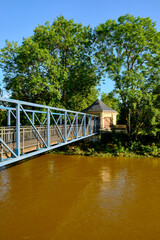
47 108 50 147
15 104 20 156
7 110 11 142
76 113 78 139
60 115 62 125
7 110 11 127
64 111 67 142
84 114 86 136
32 112 35 125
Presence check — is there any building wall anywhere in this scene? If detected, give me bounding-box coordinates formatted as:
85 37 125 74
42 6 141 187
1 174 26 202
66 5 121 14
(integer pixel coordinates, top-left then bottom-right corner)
100 111 118 129
85 110 118 130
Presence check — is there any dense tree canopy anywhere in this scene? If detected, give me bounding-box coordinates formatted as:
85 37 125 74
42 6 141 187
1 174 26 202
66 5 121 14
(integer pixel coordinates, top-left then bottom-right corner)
101 91 120 112
0 14 160 139
95 14 160 138
0 16 100 110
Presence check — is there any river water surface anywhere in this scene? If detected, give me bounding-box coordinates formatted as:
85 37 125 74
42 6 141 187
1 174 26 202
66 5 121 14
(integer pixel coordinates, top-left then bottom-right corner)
0 154 160 240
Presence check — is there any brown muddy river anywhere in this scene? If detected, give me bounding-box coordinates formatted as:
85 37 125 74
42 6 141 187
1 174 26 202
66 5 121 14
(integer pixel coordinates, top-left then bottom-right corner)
0 154 160 240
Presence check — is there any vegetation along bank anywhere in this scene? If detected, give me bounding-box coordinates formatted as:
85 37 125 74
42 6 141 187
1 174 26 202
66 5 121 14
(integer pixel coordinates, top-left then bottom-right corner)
51 131 160 158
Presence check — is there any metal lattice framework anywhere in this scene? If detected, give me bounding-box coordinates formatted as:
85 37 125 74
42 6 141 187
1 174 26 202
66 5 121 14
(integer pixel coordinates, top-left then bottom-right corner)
0 98 100 167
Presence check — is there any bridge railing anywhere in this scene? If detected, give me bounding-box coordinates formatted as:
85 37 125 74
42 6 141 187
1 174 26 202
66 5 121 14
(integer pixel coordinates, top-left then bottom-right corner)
0 98 100 167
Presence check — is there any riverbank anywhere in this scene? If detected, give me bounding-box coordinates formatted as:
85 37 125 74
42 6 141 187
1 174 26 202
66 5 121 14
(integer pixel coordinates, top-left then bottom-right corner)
51 132 160 158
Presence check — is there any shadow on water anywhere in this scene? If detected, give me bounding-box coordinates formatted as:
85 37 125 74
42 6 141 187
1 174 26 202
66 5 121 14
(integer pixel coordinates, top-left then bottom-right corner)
0 152 47 171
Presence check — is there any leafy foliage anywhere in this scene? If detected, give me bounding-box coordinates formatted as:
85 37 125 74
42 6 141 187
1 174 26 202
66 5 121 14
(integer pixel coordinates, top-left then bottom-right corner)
53 131 160 157
101 91 120 112
94 14 160 138
0 16 100 110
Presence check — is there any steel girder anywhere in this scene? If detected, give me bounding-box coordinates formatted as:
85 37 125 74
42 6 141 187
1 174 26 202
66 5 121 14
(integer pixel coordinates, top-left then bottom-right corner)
0 97 99 167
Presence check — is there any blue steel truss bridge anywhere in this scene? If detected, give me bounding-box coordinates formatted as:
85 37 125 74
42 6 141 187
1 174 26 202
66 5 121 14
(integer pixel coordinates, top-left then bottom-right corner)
0 98 100 168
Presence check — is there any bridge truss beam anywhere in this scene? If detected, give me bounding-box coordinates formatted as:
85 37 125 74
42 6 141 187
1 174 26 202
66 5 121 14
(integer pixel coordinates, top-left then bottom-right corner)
0 98 100 167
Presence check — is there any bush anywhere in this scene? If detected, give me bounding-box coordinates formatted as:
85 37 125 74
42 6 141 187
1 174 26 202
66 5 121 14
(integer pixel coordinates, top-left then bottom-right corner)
52 131 160 158
141 144 160 157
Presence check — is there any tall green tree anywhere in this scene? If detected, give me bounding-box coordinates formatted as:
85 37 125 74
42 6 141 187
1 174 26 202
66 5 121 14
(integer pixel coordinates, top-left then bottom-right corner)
94 14 160 138
143 84 160 135
0 16 100 110
101 91 120 112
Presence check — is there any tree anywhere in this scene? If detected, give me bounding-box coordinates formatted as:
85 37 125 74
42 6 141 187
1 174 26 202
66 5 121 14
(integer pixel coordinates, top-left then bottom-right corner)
0 16 100 110
142 85 160 135
101 91 120 112
94 14 160 138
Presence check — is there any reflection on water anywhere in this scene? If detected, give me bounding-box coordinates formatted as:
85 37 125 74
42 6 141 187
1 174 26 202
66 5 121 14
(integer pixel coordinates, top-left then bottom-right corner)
101 167 111 183
0 154 160 240
0 170 10 201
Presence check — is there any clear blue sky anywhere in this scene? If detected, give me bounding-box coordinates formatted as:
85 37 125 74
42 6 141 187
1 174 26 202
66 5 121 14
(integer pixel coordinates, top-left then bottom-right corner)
0 0 160 97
